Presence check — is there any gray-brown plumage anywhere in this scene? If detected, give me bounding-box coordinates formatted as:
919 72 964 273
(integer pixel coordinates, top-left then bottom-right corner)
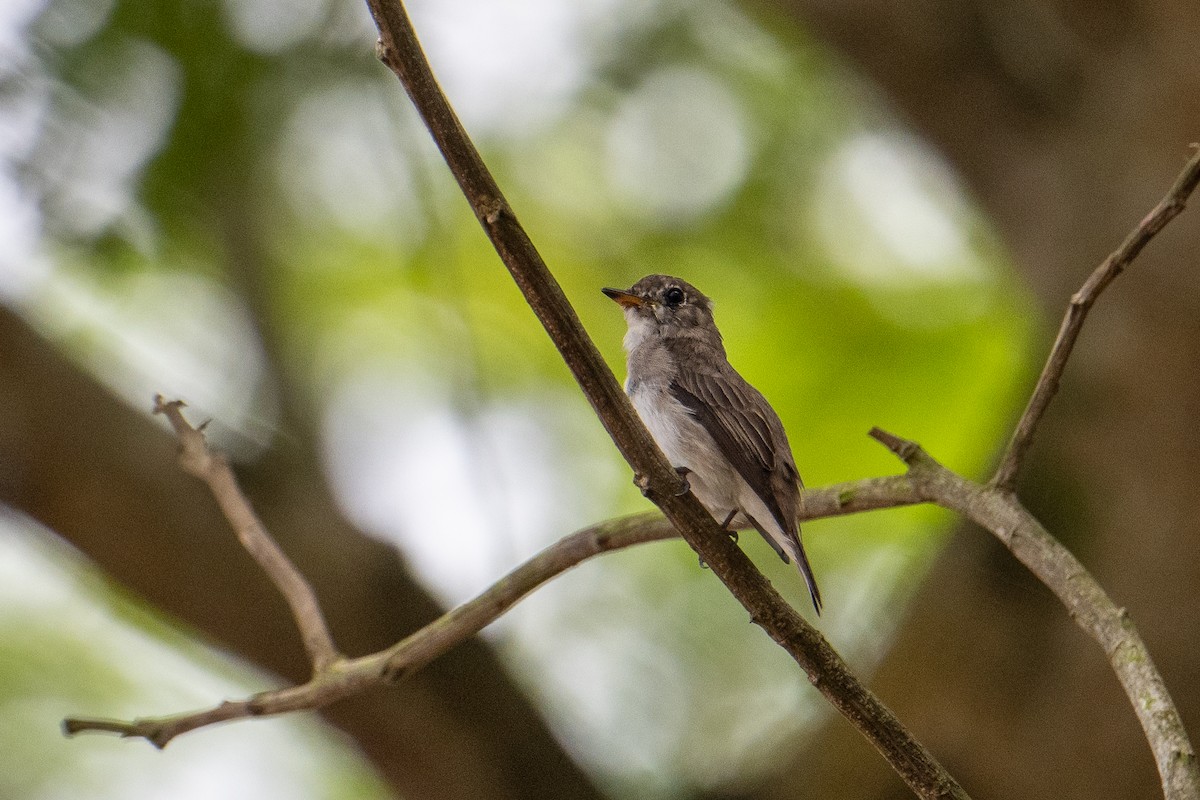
602 274 821 613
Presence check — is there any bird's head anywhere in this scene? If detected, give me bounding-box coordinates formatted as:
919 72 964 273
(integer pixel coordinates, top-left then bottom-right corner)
602 274 716 337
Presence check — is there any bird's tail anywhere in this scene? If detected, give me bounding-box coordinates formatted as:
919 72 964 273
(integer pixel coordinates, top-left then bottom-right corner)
790 533 823 616
748 515 823 615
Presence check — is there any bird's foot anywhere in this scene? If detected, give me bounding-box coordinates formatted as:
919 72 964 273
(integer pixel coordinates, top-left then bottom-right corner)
673 466 692 497
635 468 691 498
719 510 739 542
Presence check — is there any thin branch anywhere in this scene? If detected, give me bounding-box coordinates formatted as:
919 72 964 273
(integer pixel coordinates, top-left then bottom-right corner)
872 427 1200 800
993 146 1200 491
61 420 1200 798
61 5 1198 799
365 13 1200 790
62 476 923 747
64 699 277 750
70 399 1200 798
364 2 969 797
151 396 342 674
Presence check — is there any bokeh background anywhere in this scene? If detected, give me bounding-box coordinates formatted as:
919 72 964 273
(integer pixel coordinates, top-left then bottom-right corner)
1 0 1197 798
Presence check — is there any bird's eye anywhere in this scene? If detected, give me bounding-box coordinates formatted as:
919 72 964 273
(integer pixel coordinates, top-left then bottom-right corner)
663 287 685 306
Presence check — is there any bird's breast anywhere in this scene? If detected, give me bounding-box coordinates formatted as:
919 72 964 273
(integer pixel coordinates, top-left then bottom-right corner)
628 381 740 512
628 382 691 463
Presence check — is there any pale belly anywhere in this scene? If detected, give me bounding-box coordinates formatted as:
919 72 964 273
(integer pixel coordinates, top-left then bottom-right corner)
628 379 798 564
628 381 742 516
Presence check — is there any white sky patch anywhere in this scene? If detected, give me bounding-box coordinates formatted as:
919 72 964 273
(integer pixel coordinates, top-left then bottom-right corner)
21 268 274 451
0 0 47 58
38 37 181 240
320 357 623 607
407 0 644 137
0 176 47 302
813 131 988 286
222 0 327 54
605 66 752 224
0 4 51 303
275 80 425 247
534 613 691 779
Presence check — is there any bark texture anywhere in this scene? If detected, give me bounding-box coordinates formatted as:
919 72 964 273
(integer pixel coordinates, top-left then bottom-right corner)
0 305 603 800
758 1 1200 797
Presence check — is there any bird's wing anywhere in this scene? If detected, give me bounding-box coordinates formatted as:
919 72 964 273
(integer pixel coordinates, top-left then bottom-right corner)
672 368 821 614
669 367 799 533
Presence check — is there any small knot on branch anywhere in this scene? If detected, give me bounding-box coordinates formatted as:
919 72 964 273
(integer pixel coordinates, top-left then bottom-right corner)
868 427 925 466
153 395 216 479
479 196 507 225
381 660 408 684
62 716 169 749
836 487 856 507
374 38 399 69
673 466 692 497
245 696 270 717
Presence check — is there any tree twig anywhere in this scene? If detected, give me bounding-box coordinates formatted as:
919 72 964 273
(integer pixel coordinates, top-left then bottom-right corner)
64 415 1200 799
60 415 1200 799
872 427 1200 800
151 396 342 674
992 146 1200 491
61 6 1200 799
364 2 971 798
61 475 923 747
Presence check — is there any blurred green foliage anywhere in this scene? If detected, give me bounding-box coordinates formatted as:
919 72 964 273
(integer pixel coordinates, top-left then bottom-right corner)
0 515 391 800
2 0 1037 796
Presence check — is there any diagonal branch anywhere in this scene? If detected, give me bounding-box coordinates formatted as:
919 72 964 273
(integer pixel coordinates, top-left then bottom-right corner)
60 5 1198 799
59 513 675 747
62 421 1200 798
151 396 342 674
992 146 1200 491
364 2 972 799
872 427 1200 800
61 474 924 747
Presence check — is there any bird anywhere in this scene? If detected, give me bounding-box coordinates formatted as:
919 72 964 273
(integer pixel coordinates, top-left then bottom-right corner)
602 274 821 614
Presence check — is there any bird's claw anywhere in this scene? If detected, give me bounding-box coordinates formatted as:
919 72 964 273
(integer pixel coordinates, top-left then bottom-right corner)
634 468 691 498
674 466 691 497
719 510 739 542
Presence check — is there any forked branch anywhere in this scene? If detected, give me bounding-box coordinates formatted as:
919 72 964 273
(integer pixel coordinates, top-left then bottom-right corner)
993 146 1200 491
152 396 342 673
364 2 1200 792
61 3 1200 799
873 427 1199 800
365 0 969 796
62 471 921 748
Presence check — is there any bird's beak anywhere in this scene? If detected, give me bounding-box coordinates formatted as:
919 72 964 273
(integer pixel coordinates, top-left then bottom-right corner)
602 287 644 308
